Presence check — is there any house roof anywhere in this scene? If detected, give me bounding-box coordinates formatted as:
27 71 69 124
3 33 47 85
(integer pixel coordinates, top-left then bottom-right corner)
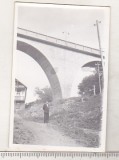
15 79 27 90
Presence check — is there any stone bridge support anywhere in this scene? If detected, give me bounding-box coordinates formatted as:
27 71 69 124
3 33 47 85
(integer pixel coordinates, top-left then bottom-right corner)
17 41 62 102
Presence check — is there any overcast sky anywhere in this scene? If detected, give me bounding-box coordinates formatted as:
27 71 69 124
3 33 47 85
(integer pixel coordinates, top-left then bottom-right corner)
14 3 110 102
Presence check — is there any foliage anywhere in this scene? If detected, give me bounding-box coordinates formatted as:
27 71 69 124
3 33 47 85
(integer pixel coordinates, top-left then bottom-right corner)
35 86 53 103
78 73 103 97
50 95 102 147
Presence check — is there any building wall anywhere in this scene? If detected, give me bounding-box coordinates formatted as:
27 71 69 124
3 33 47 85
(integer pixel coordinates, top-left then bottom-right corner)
15 79 27 110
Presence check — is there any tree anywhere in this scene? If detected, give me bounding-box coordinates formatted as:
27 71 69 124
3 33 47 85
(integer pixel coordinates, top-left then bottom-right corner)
78 73 103 98
35 86 53 103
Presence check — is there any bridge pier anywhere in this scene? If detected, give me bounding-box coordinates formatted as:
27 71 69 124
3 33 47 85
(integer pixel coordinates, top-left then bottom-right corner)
17 41 62 102
17 32 101 103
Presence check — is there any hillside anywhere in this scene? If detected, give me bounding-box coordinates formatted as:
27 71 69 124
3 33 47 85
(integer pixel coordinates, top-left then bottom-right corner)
50 95 102 147
14 95 102 147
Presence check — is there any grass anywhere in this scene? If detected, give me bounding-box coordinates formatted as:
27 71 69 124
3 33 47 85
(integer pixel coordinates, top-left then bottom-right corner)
13 114 34 144
15 94 102 147
50 95 102 147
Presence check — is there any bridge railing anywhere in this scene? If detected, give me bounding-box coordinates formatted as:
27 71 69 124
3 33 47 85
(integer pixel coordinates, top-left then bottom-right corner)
17 27 100 55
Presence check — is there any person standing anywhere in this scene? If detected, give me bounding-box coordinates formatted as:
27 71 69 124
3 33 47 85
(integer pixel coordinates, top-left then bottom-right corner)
43 102 49 123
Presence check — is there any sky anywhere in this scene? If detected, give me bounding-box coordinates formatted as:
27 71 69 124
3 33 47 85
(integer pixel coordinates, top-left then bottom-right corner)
14 3 110 102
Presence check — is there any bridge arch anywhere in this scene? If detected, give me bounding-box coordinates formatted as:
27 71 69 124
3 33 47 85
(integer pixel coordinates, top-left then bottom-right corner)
17 40 62 101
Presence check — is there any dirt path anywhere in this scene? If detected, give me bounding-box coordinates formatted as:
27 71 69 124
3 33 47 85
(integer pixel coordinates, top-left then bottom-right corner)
23 120 79 147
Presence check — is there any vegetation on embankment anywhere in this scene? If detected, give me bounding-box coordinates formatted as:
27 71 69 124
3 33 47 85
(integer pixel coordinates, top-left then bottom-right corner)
13 114 34 144
50 95 102 148
14 94 102 147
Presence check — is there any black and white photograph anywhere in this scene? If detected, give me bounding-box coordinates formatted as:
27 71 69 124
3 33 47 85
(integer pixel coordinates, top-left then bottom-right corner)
10 3 110 151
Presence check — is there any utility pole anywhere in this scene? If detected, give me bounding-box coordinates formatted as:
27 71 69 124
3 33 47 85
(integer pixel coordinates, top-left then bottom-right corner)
62 32 70 62
62 32 70 46
81 92 85 102
95 62 102 94
93 85 96 96
89 85 96 96
94 20 104 74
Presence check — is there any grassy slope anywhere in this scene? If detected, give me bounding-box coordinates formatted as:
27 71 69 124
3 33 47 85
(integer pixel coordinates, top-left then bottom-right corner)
13 114 34 144
50 95 102 148
14 95 102 147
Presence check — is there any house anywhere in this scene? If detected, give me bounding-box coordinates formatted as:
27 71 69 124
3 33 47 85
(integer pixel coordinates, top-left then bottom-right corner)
15 79 27 110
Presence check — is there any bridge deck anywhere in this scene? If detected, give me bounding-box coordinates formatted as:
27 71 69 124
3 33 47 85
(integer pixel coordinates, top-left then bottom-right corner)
17 27 101 58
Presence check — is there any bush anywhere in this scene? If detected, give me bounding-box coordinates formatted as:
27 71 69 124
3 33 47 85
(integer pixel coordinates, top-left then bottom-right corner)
78 73 103 98
35 86 53 103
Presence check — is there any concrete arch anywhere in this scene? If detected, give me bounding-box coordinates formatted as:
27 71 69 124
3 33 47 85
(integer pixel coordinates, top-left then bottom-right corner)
17 40 62 101
82 61 102 68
